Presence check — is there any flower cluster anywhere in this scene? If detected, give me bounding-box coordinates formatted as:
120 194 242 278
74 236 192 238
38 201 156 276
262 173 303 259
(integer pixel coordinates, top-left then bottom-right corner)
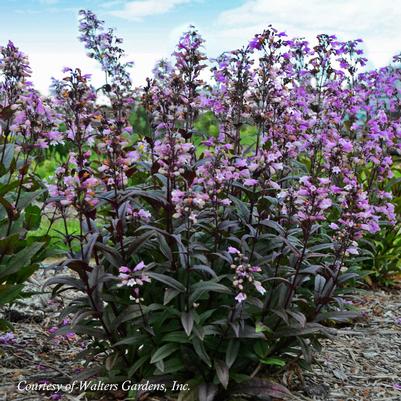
171 188 209 222
118 262 151 303
126 206 152 222
228 247 266 303
0 40 31 92
294 176 332 223
78 9 133 101
154 132 194 177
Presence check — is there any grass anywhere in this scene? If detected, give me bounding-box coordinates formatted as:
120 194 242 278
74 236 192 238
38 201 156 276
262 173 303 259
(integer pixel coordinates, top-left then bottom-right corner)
30 216 81 251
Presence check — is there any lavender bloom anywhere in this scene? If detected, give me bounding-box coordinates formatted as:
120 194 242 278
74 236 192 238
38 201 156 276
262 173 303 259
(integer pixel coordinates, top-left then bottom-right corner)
0 332 15 344
118 262 151 303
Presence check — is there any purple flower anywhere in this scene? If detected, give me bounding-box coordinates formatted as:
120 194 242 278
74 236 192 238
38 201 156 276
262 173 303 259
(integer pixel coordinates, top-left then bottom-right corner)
0 332 15 344
254 281 266 295
133 261 145 272
249 36 262 50
235 292 247 303
346 246 359 255
244 178 258 186
119 266 130 273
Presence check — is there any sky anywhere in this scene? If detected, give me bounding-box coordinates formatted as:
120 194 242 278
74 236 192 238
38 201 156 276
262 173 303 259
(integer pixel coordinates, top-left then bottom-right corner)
0 0 401 94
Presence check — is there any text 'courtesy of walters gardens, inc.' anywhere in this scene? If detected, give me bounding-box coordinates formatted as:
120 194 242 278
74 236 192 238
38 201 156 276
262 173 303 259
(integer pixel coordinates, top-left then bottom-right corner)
17 380 190 393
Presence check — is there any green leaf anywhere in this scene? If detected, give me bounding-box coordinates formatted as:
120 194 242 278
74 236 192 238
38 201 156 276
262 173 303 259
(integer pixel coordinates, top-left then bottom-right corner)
164 288 181 305
0 180 19 197
192 337 211 367
228 195 250 223
255 321 272 333
24 205 41 230
260 357 286 367
111 305 142 328
225 340 240 368
128 354 148 377
238 325 265 339
177 385 198 401
113 334 148 347
1 242 45 280
127 388 138 400
150 344 179 364
18 190 45 210
8 242 45 270
0 318 13 331
161 356 185 374
190 281 231 302
0 284 24 305
161 331 190 344
0 234 19 255
253 341 269 358
147 272 186 292
191 264 217 278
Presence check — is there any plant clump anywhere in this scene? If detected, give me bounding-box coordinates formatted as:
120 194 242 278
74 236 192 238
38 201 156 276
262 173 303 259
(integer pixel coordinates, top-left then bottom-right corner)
1 10 401 401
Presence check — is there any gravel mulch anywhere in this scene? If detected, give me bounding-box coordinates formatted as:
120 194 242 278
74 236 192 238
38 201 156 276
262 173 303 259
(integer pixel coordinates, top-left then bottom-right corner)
290 290 401 401
1 269 401 401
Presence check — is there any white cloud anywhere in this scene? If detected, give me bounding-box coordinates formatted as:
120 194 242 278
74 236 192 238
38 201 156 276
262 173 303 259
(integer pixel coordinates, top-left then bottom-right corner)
216 0 401 68
109 0 191 20
28 51 163 94
18 0 401 93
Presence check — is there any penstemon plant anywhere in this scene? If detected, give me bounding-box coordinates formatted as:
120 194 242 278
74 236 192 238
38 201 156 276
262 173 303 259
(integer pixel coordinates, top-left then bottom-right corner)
35 10 401 401
0 41 57 329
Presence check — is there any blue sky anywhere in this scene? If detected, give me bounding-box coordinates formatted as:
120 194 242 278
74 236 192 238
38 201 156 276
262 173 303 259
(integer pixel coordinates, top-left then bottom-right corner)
1 0 401 93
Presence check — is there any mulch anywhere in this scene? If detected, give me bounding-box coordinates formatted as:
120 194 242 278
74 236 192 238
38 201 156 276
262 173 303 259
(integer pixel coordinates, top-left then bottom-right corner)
291 290 401 401
1 268 400 401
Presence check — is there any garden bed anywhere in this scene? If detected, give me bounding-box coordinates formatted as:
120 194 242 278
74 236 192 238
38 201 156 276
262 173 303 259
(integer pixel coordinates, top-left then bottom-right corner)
2 8 401 401
1 268 400 401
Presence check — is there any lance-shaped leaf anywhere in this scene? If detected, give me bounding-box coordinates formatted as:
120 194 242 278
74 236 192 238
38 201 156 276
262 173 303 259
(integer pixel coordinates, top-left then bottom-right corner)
225 339 240 368
150 344 179 364
0 284 24 305
147 272 186 292
181 311 194 336
190 281 231 302
232 378 291 400
198 383 218 401
0 242 44 280
215 359 229 389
